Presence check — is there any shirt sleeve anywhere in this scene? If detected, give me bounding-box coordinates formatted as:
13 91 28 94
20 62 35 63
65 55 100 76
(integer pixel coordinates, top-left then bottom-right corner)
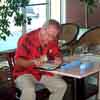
15 35 31 60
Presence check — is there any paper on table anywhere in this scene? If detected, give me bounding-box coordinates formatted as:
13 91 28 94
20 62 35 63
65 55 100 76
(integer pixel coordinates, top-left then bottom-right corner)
39 63 60 70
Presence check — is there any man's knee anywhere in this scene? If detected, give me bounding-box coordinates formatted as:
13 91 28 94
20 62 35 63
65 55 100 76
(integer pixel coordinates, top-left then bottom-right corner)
55 81 67 92
60 81 67 90
22 88 35 94
20 88 36 100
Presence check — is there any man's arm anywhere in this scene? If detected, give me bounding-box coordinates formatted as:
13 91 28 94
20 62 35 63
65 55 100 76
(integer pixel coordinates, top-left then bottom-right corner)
15 34 44 68
16 57 44 68
16 58 34 67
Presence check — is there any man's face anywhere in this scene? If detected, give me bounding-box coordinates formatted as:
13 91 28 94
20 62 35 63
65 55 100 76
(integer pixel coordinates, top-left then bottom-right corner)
46 24 59 41
40 24 59 45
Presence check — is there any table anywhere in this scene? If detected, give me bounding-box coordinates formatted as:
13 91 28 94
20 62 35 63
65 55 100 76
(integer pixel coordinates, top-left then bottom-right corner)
0 48 16 68
0 31 21 67
0 32 17 67
48 56 100 100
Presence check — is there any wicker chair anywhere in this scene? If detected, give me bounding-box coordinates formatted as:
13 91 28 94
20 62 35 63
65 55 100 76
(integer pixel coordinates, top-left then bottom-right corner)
59 23 79 55
79 26 100 45
75 26 100 54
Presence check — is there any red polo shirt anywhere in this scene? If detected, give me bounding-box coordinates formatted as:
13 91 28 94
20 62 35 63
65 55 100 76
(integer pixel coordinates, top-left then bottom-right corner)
13 28 61 81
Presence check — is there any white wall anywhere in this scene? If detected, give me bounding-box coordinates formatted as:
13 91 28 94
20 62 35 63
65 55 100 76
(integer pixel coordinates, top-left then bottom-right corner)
51 0 60 22
50 0 66 23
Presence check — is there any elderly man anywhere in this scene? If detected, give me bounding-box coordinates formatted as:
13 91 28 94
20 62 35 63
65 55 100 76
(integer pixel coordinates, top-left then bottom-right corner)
13 19 67 100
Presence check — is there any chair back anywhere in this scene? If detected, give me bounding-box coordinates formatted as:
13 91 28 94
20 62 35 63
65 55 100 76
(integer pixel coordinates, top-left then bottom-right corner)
0 49 16 70
7 50 16 67
75 26 100 54
78 26 100 45
59 23 79 55
60 23 79 44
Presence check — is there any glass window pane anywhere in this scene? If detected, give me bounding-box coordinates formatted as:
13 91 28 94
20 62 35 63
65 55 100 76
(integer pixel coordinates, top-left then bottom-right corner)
29 0 46 4
9 8 22 37
7 8 22 49
26 5 47 32
0 14 22 50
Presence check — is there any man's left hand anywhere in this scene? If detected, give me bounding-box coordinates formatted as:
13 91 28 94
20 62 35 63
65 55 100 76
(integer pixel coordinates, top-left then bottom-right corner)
54 57 62 65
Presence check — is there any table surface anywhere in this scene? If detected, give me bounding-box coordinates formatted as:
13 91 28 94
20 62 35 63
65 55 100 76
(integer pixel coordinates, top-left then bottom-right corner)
50 63 99 79
47 55 100 100
48 55 100 79
0 48 16 54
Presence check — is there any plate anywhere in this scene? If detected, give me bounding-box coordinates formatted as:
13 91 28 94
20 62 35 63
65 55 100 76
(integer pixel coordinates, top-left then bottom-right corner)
39 63 60 71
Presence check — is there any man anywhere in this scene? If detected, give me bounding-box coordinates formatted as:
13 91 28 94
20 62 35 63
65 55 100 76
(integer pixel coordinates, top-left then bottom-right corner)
13 19 67 100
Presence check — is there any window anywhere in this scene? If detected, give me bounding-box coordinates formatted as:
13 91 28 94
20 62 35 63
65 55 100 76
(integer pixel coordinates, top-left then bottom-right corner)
0 0 50 50
26 5 46 32
3 0 50 50
9 0 50 34
26 0 49 32
0 0 66 51
26 0 50 32
9 0 66 34
50 0 66 24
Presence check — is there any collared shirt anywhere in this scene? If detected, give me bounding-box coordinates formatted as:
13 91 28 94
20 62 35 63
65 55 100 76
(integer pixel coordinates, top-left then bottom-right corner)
13 28 61 80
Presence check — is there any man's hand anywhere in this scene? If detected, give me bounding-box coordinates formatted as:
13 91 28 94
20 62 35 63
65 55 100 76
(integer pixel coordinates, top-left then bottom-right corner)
40 55 48 62
54 57 62 65
33 55 48 67
33 58 44 67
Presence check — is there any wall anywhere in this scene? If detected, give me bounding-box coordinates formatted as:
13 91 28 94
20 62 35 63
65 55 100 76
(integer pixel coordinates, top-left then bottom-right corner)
51 0 61 22
66 0 100 27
